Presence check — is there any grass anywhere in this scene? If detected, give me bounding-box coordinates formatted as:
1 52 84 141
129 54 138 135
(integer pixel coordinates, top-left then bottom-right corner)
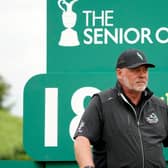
0 110 31 160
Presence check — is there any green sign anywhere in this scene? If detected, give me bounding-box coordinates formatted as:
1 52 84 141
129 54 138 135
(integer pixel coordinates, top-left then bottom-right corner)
24 73 114 160
47 0 168 73
23 0 168 162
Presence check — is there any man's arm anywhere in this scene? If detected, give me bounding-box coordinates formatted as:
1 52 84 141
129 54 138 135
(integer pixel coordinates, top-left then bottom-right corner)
74 136 95 168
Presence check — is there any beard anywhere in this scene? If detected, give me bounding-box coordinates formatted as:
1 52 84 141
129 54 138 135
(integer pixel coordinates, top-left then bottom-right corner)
123 76 148 92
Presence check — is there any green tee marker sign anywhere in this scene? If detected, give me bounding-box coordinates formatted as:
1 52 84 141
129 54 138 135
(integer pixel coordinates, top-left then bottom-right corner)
24 73 115 160
24 0 168 161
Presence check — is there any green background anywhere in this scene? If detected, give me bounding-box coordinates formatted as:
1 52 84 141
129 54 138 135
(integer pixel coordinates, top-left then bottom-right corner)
47 0 168 73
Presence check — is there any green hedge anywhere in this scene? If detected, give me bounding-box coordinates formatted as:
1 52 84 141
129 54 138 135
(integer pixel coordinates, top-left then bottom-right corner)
0 110 30 160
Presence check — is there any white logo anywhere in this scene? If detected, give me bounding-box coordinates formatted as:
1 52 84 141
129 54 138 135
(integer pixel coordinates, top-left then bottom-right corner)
146 113 159 124
58 0 80 47
137 52 144 60
77 121 85 133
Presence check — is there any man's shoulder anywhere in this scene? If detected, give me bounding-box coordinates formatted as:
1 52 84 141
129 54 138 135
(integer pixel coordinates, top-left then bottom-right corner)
151 95 168 108
94 87 117 103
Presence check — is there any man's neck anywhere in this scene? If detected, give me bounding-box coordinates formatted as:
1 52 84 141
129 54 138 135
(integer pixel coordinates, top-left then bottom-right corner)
122 87 142 105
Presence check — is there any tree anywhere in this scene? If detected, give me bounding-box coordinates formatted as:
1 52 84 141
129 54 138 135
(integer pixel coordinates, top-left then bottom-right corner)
0 75 10 109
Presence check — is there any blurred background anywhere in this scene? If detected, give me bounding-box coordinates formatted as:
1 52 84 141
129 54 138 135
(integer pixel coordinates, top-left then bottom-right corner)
0 0 46 159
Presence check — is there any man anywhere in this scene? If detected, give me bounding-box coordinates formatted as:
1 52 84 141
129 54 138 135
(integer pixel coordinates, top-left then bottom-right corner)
74 49 168 168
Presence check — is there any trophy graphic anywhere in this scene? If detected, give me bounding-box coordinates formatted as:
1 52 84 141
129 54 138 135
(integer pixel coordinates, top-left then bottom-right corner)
58 0 80 46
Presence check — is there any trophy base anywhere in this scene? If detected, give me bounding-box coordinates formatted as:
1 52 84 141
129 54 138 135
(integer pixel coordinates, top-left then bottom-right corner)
59 29 80 47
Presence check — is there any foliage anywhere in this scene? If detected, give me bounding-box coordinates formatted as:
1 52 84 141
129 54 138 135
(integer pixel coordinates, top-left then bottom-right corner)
0 76 10 109
0 109 31 160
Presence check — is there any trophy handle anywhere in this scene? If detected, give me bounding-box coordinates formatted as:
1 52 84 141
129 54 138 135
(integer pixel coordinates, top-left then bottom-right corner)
58 0 65 12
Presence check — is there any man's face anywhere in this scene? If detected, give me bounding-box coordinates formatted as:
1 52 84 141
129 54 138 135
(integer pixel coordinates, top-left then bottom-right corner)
117 65 149 92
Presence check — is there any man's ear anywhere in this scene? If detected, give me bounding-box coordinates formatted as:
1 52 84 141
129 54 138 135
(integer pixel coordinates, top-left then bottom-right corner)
116 68 122 80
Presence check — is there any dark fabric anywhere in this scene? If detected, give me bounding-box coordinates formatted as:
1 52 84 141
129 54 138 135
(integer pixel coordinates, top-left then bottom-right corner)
74 82 168 168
